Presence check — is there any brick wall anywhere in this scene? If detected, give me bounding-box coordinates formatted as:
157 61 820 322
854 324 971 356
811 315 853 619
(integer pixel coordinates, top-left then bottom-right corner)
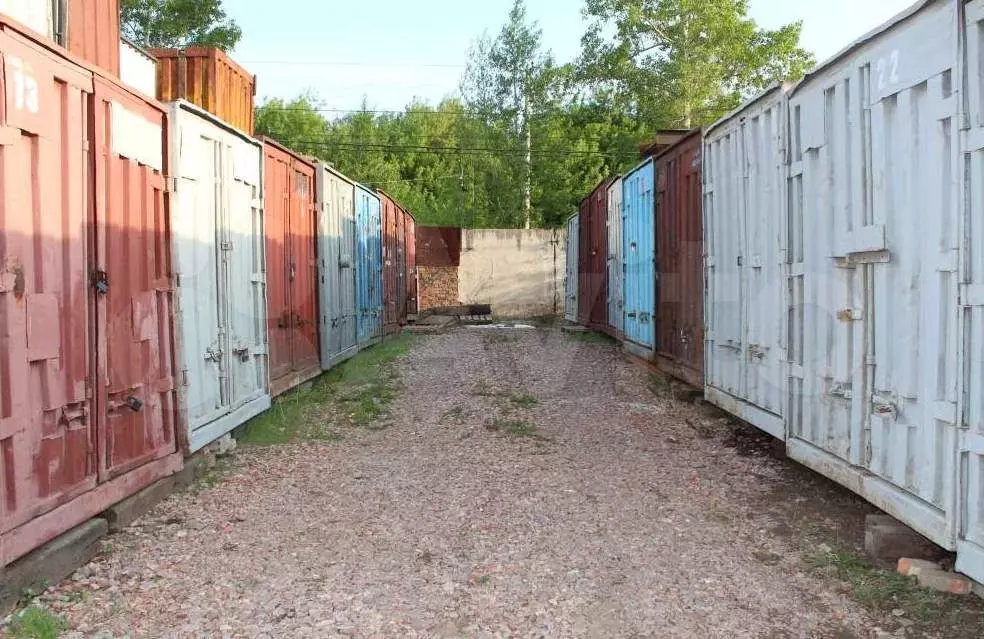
418 266 459 311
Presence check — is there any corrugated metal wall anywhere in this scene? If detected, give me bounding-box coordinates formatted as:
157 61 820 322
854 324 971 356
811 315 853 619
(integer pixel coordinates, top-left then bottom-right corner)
169 102 269 453
785 0 959 554
406 213 417 316
622 159 656 351
263 139 320 397
379 191 411 333
317 164 359 370
355 185 383 345
578 178 610 331
151 47 255 135
565 214 579 322
703 87 787 439
654 131 704 388
607 177 624 339
68 0 120 75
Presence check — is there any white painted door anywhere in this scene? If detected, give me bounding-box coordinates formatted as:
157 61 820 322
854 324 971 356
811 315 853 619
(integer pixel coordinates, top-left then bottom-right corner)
565 214 578 322
172 112 225 432
958 0 984 585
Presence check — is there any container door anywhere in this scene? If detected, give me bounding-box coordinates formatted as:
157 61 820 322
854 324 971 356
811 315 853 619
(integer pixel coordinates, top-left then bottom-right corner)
565 215 578 322
739 113 785 419
406 215 417 316
370 197 383 338
623 162 655 349
607 180 623 336
858 16 958 546
288 166 319 373
94 84 177 478
0 36 96 534
959 0 984 584
265 150 291 383
172 111 226 433
396 209 407 324
339 182 357 352
317 169 343 368
226 136 266 408
355 191 369 344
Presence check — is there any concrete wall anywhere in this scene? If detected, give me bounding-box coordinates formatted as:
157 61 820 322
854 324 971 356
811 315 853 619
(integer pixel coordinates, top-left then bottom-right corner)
458 229 566 318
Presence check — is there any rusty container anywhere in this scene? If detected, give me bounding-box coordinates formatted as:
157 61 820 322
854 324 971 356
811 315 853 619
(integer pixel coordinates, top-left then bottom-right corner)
405 211 417 316
0 17 181 568
578 177 612 331
263 139 320 397
67 0 120 75
150 46 255 135
379 191 411 333
654 129 704 388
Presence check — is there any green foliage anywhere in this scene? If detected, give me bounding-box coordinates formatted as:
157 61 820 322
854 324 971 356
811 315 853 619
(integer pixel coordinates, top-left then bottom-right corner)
240 336 412 444
6 607 68 639
121 0 242 50
580 0 815 128
251 0 813 229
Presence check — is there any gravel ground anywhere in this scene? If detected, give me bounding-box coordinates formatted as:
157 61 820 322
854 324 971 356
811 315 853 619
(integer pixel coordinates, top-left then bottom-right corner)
33 327 884 637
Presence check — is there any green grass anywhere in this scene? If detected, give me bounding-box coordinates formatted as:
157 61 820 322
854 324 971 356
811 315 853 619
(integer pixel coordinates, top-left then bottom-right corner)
485 418 545 440
806 550 940 618
241 336 413 444
471 382 538 409
6 607 68 639
567 330 615 345
508 394 538 408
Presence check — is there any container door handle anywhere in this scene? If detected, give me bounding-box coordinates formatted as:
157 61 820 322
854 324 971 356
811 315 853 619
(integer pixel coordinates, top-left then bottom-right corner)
289 262 296 281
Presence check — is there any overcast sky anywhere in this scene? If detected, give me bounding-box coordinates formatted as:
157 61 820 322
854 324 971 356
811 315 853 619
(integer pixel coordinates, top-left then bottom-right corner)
225 0 915 112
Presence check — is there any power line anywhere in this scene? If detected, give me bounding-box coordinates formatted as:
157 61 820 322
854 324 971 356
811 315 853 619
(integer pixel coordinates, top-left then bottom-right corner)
241 59 465 68
278 139 640 157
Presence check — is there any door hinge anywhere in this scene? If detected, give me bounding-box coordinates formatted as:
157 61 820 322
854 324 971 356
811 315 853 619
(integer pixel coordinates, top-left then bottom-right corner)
165 176 179 193
91 269 109 295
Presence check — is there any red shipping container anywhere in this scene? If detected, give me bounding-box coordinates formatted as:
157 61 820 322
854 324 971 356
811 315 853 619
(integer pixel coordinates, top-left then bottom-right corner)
654 129 704 388
67 0 120 76
0 19 180 568
263 139 320 397
379 191 413 333
578 177 612 332
405 213 417 316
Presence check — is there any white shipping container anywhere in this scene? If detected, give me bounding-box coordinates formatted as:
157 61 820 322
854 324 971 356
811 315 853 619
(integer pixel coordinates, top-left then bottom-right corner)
169 100 270 453
607 177 624 338
565 213 579 323
0 0 54 39
317 163 359 370
703 86 788 440
119 38 157 98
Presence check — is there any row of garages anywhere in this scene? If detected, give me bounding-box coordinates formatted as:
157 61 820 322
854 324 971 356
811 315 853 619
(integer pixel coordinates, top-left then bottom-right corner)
566 0 984 587
0 4 416 570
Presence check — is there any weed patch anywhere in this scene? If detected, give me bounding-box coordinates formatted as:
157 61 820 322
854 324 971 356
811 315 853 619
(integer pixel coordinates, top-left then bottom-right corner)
566 330 615 345
5 607 67 639
440 406 470 425
241 336 412 444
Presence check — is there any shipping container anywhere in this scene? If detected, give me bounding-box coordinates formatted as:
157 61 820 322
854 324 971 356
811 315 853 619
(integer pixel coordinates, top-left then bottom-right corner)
783 0 963 560
565 213 579 323
0 18 181 567
622 158 656 353
316 164 359 370
606 177 624 339
168 101 269 453
379 190 412 333
654 130 704 388
703 86 788 440
263 139 320 397
959 0 984 587
119 37 156 97
578 178 611 331
150 46 255 135
406 212 417 317
355 184 383 345
67 0 118 75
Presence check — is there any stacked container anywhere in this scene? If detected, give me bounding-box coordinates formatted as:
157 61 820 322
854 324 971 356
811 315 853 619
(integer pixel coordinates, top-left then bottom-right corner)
263 139 321 397
0 15 181 567
621 158 657 355
653 130 704 388
167 101 269 452
317 164 359 370
378 190 415 333
355 185 383 346
606 177 624 339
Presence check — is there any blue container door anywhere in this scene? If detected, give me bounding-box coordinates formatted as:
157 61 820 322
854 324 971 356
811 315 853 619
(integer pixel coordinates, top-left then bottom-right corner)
355 186 382 345
622 159 656 349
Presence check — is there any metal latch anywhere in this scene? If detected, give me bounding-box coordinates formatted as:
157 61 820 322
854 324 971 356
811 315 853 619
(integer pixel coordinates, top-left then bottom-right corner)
232 345 250 362
828 382 853 400
126 396 143 412
721 339 742 352
92 270 109 295
220 241 234 251
748 343 767 360
204 346 223 362
871 394 898 419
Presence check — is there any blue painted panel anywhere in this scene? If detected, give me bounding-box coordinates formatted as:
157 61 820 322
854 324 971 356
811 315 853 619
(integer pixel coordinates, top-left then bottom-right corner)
355 184 383 345
622 159 656 349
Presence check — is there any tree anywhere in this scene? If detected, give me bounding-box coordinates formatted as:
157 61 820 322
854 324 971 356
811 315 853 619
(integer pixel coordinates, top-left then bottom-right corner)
580 0 814 128
255 94 329 157
462 0 557 229
121 0 242 50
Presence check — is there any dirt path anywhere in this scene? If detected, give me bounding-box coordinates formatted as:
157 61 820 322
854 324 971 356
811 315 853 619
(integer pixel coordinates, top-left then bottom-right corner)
15 327 982 637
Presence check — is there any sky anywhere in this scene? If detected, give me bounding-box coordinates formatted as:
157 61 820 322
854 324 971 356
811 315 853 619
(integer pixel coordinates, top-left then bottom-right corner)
226 0 916 114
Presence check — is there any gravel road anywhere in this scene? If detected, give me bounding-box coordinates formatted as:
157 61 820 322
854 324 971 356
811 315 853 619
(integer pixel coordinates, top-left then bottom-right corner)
31 327 884 637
